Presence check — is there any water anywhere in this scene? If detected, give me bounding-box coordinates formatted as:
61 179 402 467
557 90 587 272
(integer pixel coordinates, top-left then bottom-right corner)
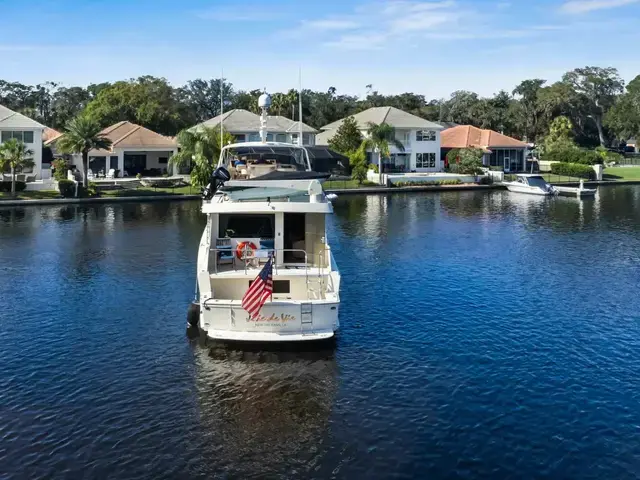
1 187 640 479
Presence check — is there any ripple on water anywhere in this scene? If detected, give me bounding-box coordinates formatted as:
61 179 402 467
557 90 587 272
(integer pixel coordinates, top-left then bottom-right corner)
1 190 640 479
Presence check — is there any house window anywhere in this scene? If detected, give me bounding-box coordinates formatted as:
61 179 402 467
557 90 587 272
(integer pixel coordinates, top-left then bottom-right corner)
234 134 246 143
158 157 168 164
110 156 118 169
416 130 436 142
416 153 436 168
276 133 286 143
0 131 34 143
267 133 274 141
248 133 260 142
303 134 313 145
291 133 299 144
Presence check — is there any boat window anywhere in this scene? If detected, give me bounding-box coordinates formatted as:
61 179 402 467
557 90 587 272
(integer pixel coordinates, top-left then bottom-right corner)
219 214 274 238
249 279 290 294
526 176 549 188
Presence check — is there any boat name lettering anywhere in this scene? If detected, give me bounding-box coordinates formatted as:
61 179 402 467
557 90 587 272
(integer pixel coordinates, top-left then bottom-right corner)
249 313 296 323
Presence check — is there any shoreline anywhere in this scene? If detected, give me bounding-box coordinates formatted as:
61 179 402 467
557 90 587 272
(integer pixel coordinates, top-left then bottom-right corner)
2 180 640 206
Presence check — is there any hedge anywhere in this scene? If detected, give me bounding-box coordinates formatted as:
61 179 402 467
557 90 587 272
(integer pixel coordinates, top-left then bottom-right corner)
0 181 27 192
58 179 76 198
543 149 602 165
550 162 595 179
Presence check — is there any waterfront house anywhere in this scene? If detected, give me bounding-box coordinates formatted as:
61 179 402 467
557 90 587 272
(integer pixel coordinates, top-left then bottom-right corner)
441 125 528 173
317 107 444 173
47 121 178 177
193 109 318 146
0 104 45 179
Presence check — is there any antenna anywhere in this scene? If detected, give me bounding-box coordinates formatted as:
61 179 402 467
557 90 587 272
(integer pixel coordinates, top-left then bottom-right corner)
220 68 224 141
298 67 303 146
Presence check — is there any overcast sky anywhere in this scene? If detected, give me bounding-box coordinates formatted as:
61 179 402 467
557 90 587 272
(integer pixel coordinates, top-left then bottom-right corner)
1 0 639 99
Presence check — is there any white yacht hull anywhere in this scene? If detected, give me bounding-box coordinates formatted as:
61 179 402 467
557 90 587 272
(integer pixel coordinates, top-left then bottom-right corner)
504 183 553 196
199 299 339 342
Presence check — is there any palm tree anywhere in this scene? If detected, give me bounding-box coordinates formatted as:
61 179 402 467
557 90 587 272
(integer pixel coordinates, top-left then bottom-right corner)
361 122 405 184
170 126 234 188
56 116 112 187
0 139 34 196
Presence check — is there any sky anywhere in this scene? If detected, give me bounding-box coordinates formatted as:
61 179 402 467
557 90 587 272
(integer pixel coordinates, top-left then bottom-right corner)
1 0 639 99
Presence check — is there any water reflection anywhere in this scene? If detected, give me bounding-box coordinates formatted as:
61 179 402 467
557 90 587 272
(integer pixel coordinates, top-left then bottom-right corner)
190 339 338 477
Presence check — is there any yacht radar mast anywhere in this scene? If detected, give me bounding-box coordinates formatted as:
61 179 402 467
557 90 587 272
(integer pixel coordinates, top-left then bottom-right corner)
258 90 271 144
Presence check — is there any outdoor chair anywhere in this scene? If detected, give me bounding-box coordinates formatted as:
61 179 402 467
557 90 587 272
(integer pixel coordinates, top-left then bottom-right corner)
106 169 116 179
88 169 95 180
25 174 36 182
16 174 26 182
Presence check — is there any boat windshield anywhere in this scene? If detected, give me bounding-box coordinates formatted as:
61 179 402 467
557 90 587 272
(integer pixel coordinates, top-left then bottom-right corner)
526 176 549 188
219 144 310 180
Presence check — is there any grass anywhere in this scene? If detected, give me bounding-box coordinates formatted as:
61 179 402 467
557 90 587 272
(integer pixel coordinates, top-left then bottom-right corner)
323 180 378 189
0 190 61 201
602 166 640 181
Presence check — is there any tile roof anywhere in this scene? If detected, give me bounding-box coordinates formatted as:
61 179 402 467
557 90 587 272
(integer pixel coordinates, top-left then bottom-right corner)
195 109 317 133
321 106 443 131
441 125 527 149
43 127 62 143
0 105 45 129
48 121 177 153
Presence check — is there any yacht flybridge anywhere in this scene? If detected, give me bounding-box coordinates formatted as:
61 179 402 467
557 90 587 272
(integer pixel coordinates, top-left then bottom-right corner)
188 91 341 342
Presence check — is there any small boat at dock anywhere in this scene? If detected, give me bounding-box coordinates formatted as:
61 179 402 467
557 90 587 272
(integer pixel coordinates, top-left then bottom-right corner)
503 174 596 197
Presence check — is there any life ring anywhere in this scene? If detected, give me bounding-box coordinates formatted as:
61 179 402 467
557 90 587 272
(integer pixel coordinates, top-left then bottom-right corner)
236 241 258 260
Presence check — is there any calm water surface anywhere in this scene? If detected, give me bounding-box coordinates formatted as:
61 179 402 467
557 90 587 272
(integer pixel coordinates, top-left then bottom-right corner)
2 187 640 479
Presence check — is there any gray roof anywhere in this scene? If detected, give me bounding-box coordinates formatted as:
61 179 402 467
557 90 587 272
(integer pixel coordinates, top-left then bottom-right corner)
0 105 45 129
315 129 333 146
320 106 443 132
195 109 317 134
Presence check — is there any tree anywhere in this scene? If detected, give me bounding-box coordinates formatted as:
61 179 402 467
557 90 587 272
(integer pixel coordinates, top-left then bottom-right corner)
0 139 34 196
328 116 363 155
169 126 235 187
361 122 404 184
563 67 624 146
181 78 234 123
349 145 368 184
605 75 640 142
542 116 576 154
83 76 192 135
51 86 92 129
512 79 546 142
56 116 112 187
446 148 484 175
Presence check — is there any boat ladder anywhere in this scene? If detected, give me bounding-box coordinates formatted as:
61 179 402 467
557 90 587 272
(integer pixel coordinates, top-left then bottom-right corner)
300 303 313 333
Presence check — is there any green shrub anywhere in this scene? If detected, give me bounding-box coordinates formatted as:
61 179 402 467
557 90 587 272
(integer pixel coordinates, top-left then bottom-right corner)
0 181 27 192
78 181 98 198
550 162 595 179
58 179 76 197
392 179 462 187
368 164 379 173
544 148 602 165
52 159 69 181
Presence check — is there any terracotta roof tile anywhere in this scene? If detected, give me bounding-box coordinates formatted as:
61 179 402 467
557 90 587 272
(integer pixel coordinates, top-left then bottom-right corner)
441 125 526 149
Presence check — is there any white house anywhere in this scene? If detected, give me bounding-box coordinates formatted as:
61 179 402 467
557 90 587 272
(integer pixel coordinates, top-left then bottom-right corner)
316 106 444 172
47 121 178 178
0 104 45 179
194 109 318 146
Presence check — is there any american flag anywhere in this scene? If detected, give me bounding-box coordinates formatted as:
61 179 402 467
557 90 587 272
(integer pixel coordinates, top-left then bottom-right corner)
241 256 273 319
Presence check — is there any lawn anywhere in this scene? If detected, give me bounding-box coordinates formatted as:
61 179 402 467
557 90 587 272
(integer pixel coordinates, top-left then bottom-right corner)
0 190 61 201
323 180 378 189
602 166 640 181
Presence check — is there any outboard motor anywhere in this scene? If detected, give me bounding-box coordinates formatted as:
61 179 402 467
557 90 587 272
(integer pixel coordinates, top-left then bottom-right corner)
202 166 231 200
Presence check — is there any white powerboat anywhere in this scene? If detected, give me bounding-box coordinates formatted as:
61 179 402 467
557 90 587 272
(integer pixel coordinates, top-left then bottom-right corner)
503 174 596 197
188 92 340 342
503 174 557 196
